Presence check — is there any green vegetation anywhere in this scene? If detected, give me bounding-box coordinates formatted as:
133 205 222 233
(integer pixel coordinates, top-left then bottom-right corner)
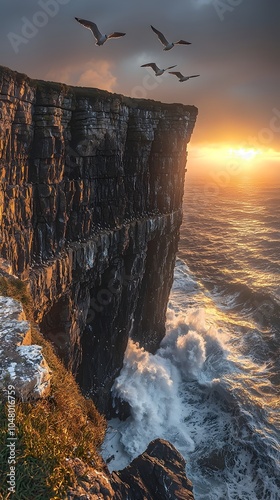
0 276 106 499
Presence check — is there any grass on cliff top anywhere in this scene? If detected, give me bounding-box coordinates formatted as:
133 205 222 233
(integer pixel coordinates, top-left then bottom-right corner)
0 276 106 500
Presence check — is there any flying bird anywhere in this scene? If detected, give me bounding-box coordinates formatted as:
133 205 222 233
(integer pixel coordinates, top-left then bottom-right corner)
168 72 200 82
150 25 191 51
141 62 177 76
75 17 126 46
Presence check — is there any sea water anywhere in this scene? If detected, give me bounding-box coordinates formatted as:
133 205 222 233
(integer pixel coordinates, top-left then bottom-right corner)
102 179 280 500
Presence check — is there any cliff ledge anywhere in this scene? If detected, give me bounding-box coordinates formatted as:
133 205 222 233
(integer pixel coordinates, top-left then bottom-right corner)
0 65 197 498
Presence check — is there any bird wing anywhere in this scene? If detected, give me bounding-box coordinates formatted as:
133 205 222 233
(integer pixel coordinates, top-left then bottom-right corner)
107 32 126 39
188 74 200 78
141 63 159 72
164 64 177 71
174 40 191 45
169 71 184 79
151 25 169 46
75 18 102 41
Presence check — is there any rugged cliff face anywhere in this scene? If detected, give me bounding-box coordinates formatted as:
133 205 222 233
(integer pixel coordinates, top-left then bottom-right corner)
0 65 197 415
68 439 194 500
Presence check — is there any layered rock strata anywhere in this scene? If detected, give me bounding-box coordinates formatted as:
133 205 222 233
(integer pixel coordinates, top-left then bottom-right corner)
0 64 198 499
0 65 197 414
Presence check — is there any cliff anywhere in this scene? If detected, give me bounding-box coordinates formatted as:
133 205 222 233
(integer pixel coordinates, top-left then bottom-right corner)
0 64 198 497
0 65 197 416
0 279 195 499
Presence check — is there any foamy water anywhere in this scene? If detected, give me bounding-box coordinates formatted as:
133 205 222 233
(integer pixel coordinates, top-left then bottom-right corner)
102 182 280 500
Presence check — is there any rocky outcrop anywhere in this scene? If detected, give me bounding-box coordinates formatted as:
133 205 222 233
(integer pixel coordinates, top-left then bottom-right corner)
67 459 115 500
0 65 197 414
0 294 51 400
112 439 194 500
67 439 194 500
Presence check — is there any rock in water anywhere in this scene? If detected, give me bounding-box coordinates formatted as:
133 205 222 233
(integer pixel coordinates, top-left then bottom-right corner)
111 439 194 500
67 439 194 499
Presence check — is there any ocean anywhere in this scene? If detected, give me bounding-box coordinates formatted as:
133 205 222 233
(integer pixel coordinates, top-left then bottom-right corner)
102 178 280 500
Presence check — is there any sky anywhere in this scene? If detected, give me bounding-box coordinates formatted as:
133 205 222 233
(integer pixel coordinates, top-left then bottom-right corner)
1 0 279 180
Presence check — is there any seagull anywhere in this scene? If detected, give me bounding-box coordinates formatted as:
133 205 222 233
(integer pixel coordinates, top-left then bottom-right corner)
141 62 177 76
168 72 200 82
75 17 126 46
151 25 191 51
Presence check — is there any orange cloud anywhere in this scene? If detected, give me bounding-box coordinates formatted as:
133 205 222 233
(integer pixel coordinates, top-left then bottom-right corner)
77 61 116 92
45 67 73 84
45 60 117 92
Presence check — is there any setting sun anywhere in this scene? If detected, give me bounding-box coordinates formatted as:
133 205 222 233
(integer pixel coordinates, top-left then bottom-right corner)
228 148 261 161
187 144 280 183
188 144 280 164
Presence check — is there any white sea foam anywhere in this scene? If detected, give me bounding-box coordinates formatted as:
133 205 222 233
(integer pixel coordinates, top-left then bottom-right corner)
103 338 195 468
102 290 227 471
102 261 280 500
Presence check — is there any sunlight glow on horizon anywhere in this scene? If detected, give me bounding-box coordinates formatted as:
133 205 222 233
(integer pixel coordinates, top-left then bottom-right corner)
189 144 280 162
228 147 261 161
187 143 280 183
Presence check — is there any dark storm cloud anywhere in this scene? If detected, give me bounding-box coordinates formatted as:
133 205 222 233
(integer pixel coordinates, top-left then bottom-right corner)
0 0 279 148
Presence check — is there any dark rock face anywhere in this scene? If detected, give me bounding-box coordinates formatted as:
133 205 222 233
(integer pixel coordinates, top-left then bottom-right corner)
0 65 197 415
67 439 194 500
111 439 194 500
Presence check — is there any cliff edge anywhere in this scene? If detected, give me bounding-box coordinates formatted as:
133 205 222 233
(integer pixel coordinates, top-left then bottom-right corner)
0 64 197 414
0 65 197 498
